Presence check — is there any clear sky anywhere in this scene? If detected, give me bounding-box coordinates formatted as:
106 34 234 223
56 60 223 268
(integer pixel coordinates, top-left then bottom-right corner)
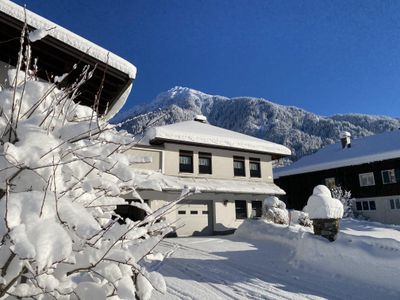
12 0 400 117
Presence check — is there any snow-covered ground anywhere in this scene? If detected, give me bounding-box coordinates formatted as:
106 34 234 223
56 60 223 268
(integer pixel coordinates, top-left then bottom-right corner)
151 219 400 299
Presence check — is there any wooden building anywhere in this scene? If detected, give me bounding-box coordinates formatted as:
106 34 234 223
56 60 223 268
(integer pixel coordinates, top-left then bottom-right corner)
0 0 136 119
275 130 400 224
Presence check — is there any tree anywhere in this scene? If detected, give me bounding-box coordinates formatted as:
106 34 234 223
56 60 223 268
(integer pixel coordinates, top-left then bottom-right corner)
0 29 188 299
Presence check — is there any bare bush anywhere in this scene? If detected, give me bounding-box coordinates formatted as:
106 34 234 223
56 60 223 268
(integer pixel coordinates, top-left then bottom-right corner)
330 186 354 218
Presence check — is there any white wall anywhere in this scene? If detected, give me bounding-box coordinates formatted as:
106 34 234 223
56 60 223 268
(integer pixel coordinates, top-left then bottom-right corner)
163 142 273 182
352 195 400 225
136 190 266 235
125 147 162 171
124 141 279 236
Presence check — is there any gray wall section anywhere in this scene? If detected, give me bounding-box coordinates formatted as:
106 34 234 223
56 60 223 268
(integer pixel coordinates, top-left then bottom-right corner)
353 195 400 225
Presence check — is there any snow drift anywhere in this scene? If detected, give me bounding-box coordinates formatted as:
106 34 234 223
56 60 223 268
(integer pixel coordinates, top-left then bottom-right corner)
235 219 400 292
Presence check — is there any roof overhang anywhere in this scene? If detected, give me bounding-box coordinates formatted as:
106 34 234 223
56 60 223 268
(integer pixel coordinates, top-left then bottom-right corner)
136 173 286 195
0 1 135 118
150 138 290 159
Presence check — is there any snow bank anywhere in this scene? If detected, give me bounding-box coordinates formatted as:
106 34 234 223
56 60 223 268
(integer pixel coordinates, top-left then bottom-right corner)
303 185 344 219
235 219 400 291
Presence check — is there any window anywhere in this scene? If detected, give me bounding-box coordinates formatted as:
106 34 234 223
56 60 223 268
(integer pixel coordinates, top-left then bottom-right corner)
199 152 212 174
179 151 193 173
190 211 198 215
381 169 400 184
233 156 245 176
369 201 376 210
235 200 247 219
356 201 376 211
359 172 375 187
390 199 395 209
251 201 262 218
249 158 261 178
362 201 369 210
178 210 186 215
324 177 336 189
202 210 208 215
389 199 400 210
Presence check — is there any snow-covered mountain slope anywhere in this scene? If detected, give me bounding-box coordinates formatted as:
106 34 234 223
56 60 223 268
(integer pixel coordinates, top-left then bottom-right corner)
115 86 400 161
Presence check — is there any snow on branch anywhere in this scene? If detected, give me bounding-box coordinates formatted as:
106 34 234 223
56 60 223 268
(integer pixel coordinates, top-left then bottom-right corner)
0 29 180 299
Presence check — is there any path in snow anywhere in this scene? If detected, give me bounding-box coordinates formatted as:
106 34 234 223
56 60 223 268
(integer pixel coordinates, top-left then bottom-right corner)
151 235 397 300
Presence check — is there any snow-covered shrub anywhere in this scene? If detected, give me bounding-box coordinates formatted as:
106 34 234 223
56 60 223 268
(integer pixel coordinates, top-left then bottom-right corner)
303 185 344 219
290 210 313 228
263 196 289 225
0 40 186 298
330 186 354 218
304 185 344 241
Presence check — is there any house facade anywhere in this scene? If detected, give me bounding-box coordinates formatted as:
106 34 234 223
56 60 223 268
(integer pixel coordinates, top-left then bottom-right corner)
119 117 291 236
275 131 400 225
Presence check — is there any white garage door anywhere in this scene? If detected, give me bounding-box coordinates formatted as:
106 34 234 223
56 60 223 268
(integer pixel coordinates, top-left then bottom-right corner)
175 201 212 236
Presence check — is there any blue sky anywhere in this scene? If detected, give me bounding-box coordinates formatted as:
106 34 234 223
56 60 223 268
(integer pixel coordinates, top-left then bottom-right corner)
13 0 400 117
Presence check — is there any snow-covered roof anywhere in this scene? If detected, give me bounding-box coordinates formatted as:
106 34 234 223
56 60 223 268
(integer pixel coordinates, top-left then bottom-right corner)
0 0 137 79
135 171 285 195
275 130 400 178
142 120 291 157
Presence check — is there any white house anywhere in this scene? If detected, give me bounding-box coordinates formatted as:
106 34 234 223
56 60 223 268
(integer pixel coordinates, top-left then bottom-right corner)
120 116 291 236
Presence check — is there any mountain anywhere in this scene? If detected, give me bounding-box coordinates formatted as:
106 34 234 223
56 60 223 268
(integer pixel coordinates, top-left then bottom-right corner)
114 86 400 162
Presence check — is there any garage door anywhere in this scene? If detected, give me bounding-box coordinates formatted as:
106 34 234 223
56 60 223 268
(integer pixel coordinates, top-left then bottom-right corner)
175 200 213 236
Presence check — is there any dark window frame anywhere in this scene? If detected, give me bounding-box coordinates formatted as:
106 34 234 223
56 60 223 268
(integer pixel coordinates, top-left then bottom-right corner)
199 152 212 174
381 169 397 184
356 201 362 211
249 158 261 178
179 150 193 173
396 199 400 209
233 156 246 177
235 200 247 219
390 199 395 209
369 201 376 210
251 200 262 218
362 201 369 210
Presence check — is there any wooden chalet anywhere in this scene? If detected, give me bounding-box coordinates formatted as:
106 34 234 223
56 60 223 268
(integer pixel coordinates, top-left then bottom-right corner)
275 130 400 224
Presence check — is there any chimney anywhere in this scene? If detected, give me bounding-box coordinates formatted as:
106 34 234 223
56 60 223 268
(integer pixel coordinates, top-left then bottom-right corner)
340 131 351 149
194 115 207 123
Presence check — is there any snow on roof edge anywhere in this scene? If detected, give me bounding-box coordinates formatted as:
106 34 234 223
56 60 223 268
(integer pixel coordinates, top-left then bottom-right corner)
275 149 400 178
105 83 132 120
147 121 291 157
138 175 286 195
0 0 137 79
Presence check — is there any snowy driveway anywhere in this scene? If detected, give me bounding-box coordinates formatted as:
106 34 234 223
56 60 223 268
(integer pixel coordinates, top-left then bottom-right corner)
151 234 398 300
